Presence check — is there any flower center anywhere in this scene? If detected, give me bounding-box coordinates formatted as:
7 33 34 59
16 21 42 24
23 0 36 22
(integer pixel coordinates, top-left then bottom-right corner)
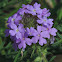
38 34 40 37
23 38 25 40
12 18 15 21
16 29 19 32
47 28 49 30
29 32 31 35
43 19 46 21
33 9 36 12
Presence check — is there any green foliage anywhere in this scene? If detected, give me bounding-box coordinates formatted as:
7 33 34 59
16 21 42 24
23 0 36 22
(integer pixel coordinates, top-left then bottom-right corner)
14 50 21 62
57 8 62 20
34 56 42 62
49 56 56 62
51 0 56 7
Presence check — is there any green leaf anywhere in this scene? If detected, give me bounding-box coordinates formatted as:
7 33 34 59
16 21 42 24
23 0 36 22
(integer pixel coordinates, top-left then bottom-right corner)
34 56 42 62
5 42 11 49
14 50 21 62
26 0 32 3
57 32 62 39
57 25 62 32
52 39 62 47
1 50 6 55
49 56 56 62
0 37 3 50
51 0 56 7
57 8 62 20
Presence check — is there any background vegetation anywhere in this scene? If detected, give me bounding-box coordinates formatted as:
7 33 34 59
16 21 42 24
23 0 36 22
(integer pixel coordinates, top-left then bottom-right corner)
0 0 62 62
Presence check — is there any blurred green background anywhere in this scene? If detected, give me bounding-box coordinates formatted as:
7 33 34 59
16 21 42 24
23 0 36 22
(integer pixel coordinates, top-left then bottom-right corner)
0 0 62 62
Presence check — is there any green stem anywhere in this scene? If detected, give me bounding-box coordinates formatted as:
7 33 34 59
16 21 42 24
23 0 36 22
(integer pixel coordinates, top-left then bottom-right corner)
43 56 48 62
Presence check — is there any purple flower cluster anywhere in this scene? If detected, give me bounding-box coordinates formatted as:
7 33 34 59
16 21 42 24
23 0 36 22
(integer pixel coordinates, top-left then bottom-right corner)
5 2 57 50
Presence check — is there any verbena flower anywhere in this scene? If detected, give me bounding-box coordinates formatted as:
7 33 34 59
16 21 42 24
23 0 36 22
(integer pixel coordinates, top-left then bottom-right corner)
42 27 57 36
5 2 57 50
26 27 35 36
7 13 22 25
31 26 47 46
9 23 24 39
26 2 42 15
37 8 51 19
42 8 51 17
18 33 32 49
37 17 53 27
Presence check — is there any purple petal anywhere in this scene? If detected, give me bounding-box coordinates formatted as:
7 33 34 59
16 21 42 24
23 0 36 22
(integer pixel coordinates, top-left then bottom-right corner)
10 36 16 41
33 2 41 9
49 28 57 36
41 31 50 39
7 17 12 23
22 40 26 49
26 27 30 33
5 29 10 37
25 38 32 46
32 30 38 36
12 42 18 51
32 36 39 43
37 26 42 33
37 20 43 24
18 43 22 49
36 9 42 14
18 24 25 33
13 13 17 18
26 27 35 36
16 32 22 39
24 32 28 38
39 38 47 46
9 30 16 36
15 16 22 21
41 26 47 31
9 23 17 30
16 39 21 43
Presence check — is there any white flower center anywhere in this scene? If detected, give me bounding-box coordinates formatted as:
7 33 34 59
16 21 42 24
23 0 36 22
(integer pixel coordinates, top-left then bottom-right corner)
33 9 36 12
29 32 31 35
47 28 48 30
43 19 46 21
16 29 19 32
23 38 25 40
12 18 15 21
38 34 40 37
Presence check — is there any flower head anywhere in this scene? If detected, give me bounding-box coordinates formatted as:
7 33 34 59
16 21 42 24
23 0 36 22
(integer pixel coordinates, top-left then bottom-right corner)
5 2 57 50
